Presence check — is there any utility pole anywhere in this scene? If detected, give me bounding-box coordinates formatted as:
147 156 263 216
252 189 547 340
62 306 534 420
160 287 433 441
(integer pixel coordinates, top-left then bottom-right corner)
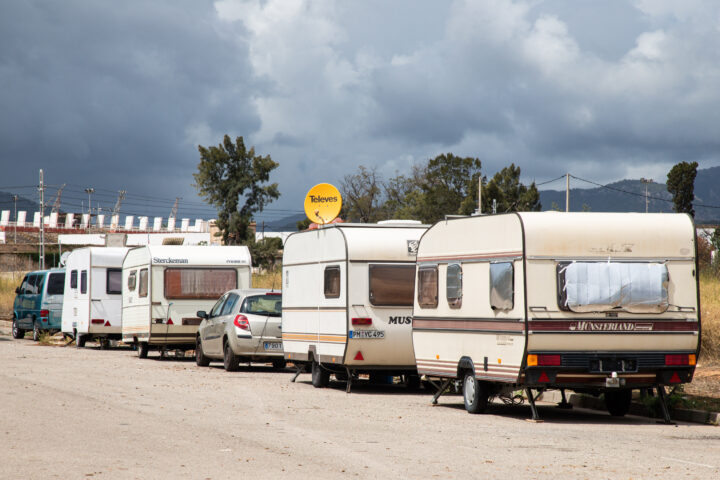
640 178 653 213
565 173 570 212
85 187 94 215
39 169 45 269
169 197 180 220
478 175 482 215
13 194 17 280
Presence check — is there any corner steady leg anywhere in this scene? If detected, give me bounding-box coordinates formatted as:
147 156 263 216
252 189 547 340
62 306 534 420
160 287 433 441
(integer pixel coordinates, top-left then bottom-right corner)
431 378 453 405
345 368 353 394
655 385 675 425
526 388 542 421
290 364 304 383
557 388 573 409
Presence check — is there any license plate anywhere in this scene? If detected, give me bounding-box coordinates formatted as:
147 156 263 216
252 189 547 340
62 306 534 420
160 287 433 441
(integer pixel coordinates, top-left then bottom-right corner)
350 330 385 339
263 342 282 351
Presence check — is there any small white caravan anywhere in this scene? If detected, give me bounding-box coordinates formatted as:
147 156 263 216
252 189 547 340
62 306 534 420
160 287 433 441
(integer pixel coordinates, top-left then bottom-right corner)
282 221 427 389
61 247 130 349
121 246 252 358
413 212 700 421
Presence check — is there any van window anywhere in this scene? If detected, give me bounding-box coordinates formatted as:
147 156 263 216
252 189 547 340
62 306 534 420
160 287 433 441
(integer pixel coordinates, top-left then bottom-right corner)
70 270 78 289
127 270 137 291
27 275 40 294
490 262 514 311
47 273 65 295
324 266 341 299
369 264 415 306
418 266 438 308
80 271 87 294
19 275 31 294
558 262 668 313
164 268 236 300
446 264 462 308
106 269 122 294
138 269 149 298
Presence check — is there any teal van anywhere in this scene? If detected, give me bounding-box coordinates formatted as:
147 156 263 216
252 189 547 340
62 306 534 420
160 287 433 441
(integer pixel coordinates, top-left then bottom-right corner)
12 269 65 341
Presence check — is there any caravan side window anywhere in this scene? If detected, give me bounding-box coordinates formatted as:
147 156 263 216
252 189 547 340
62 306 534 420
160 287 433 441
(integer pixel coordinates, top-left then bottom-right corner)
490 262 514 311
70 270 78 289
368 264 415 306
417 266 438 308
138 269 148 298
324 266 341 299
106 269 122 294
446 264 462 308
80 271 87 294
127 270 137 291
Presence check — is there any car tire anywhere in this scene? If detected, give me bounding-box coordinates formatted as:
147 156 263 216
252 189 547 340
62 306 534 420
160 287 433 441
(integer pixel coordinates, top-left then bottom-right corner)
223 341 240 372
137 341 149 359
272 358 286 370
463 372 488 414
12 317 25 339
76 334 87 348
311 360 330 388
195 338 210 367
605 389 632 417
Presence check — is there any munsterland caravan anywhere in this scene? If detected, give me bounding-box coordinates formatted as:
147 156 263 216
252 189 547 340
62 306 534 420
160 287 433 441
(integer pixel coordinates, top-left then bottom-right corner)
121 246 252 358
61 247 129 349
282 221 427 390
413 212 700 421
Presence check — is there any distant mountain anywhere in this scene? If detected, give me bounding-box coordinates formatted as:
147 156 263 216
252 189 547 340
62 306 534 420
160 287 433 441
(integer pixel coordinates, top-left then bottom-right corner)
539 166 720 223
262 213 306 231
0 191 39 216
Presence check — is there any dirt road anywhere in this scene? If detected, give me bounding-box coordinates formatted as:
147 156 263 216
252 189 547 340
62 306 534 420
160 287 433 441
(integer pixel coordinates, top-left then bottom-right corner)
1 334 718 479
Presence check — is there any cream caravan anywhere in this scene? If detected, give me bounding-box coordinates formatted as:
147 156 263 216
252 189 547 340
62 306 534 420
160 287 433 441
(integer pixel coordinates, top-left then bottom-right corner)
61 247 129 349
413 212 700 421
282 222 427 390
121 246 252 358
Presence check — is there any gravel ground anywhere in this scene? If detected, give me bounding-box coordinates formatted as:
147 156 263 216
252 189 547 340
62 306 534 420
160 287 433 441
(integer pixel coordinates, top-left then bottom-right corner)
1 328 719 479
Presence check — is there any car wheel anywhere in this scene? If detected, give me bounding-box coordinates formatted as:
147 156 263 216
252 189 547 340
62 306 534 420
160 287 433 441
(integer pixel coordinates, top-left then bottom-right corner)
311 360 330 388
12 317 25 339
272 358 286 370
605 389 632 417
33 322 40 342
223 341 240 372
137 341 149 359
76 334 87 348
463 372 488 414
195 338 210 367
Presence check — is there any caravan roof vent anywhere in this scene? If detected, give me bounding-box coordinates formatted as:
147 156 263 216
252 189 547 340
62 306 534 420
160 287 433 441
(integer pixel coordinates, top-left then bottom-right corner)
376 220 422 225
162 237 184 245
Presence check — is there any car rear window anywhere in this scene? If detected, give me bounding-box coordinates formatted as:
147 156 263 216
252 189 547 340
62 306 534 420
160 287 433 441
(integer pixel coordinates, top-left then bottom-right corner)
47 273 65 295
241 294 282 317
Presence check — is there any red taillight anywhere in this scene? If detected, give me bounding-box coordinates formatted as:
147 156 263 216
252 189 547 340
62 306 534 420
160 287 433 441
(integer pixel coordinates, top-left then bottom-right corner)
167 318 174 325
665 354 690 366
91 319 104 324
352 318 372 326
234 315 250 330
40 310 49 317
538 354 561 366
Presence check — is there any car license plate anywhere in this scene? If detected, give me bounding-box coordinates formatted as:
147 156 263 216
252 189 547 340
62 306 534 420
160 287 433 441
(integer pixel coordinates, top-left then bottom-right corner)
350 330 385 339
263 342 282 351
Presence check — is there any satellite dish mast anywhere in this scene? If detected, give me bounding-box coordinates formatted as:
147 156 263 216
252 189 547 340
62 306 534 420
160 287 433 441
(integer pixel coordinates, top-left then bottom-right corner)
304 183 342 225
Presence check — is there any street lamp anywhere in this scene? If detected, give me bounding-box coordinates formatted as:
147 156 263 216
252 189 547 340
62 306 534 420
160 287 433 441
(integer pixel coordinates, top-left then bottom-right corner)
640 178 654 213
85 187 94 216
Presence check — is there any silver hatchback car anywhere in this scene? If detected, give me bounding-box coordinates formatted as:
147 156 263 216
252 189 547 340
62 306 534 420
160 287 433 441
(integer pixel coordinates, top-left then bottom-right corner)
195 289 284 371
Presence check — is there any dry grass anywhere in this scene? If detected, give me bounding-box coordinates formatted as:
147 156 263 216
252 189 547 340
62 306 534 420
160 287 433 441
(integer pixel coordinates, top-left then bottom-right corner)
0 274 22 319
699 272 720 363
253 268 282 290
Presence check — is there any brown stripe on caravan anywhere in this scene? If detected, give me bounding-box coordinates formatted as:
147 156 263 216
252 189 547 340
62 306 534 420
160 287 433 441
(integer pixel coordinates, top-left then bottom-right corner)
527 319 699 333
417 251 523 263
413 317 524 333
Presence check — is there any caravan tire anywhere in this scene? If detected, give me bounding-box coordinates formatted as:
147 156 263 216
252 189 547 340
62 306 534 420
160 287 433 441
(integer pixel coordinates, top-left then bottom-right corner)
605 389 632 417
12 317 25 339
223 342 240 372
463 372 488 414
76 334 87 348
137 342 149 359
33 322 41 342
195 338 210 367
100 339 110 350
311 361 330 388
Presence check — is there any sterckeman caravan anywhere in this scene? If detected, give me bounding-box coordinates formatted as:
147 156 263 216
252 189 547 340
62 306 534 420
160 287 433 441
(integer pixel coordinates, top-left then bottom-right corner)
61 247 129 349
282 221 427 390
412 212 700 421
121 246 252 358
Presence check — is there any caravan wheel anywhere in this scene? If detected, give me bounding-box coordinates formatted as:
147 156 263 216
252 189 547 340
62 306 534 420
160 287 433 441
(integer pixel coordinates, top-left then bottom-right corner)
76 334 87 348
311 361 330 388
463 373 488 414
137 342 149 359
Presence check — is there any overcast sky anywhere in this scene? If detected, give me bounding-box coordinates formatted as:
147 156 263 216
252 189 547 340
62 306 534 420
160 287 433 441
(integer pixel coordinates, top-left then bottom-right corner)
2 0 720 222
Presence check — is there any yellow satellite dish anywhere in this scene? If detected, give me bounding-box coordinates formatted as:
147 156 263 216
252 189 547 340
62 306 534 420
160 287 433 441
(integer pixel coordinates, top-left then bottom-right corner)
304 183 342 225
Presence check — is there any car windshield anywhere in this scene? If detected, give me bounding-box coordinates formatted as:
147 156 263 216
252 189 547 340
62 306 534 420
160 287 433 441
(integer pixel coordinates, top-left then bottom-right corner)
240 294 282 317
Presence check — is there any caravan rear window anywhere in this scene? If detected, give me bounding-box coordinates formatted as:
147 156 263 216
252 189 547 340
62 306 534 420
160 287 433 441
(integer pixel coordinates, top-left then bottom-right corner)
557 262 669 313
127 270 137 291
47 273 65 295
324 266 341 299
107 269 122 294
70 270 78 289
446 264 462 308
139 269 149 298
164 268 237 300
417 266 438 308
80 271 87 294
368 264 415 306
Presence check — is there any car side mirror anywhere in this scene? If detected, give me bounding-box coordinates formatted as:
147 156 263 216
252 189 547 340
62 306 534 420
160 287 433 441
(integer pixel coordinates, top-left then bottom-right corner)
15 287 21 294
197 310 207 319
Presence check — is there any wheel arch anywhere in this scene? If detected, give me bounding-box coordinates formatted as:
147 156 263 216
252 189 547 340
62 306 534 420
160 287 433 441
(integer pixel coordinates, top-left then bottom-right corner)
457 356 476 379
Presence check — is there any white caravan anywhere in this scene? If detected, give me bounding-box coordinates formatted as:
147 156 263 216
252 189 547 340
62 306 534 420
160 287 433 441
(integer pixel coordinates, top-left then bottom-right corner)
121 246 252 358
282 221 427 390
61 247 129 349
413 212 700 422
